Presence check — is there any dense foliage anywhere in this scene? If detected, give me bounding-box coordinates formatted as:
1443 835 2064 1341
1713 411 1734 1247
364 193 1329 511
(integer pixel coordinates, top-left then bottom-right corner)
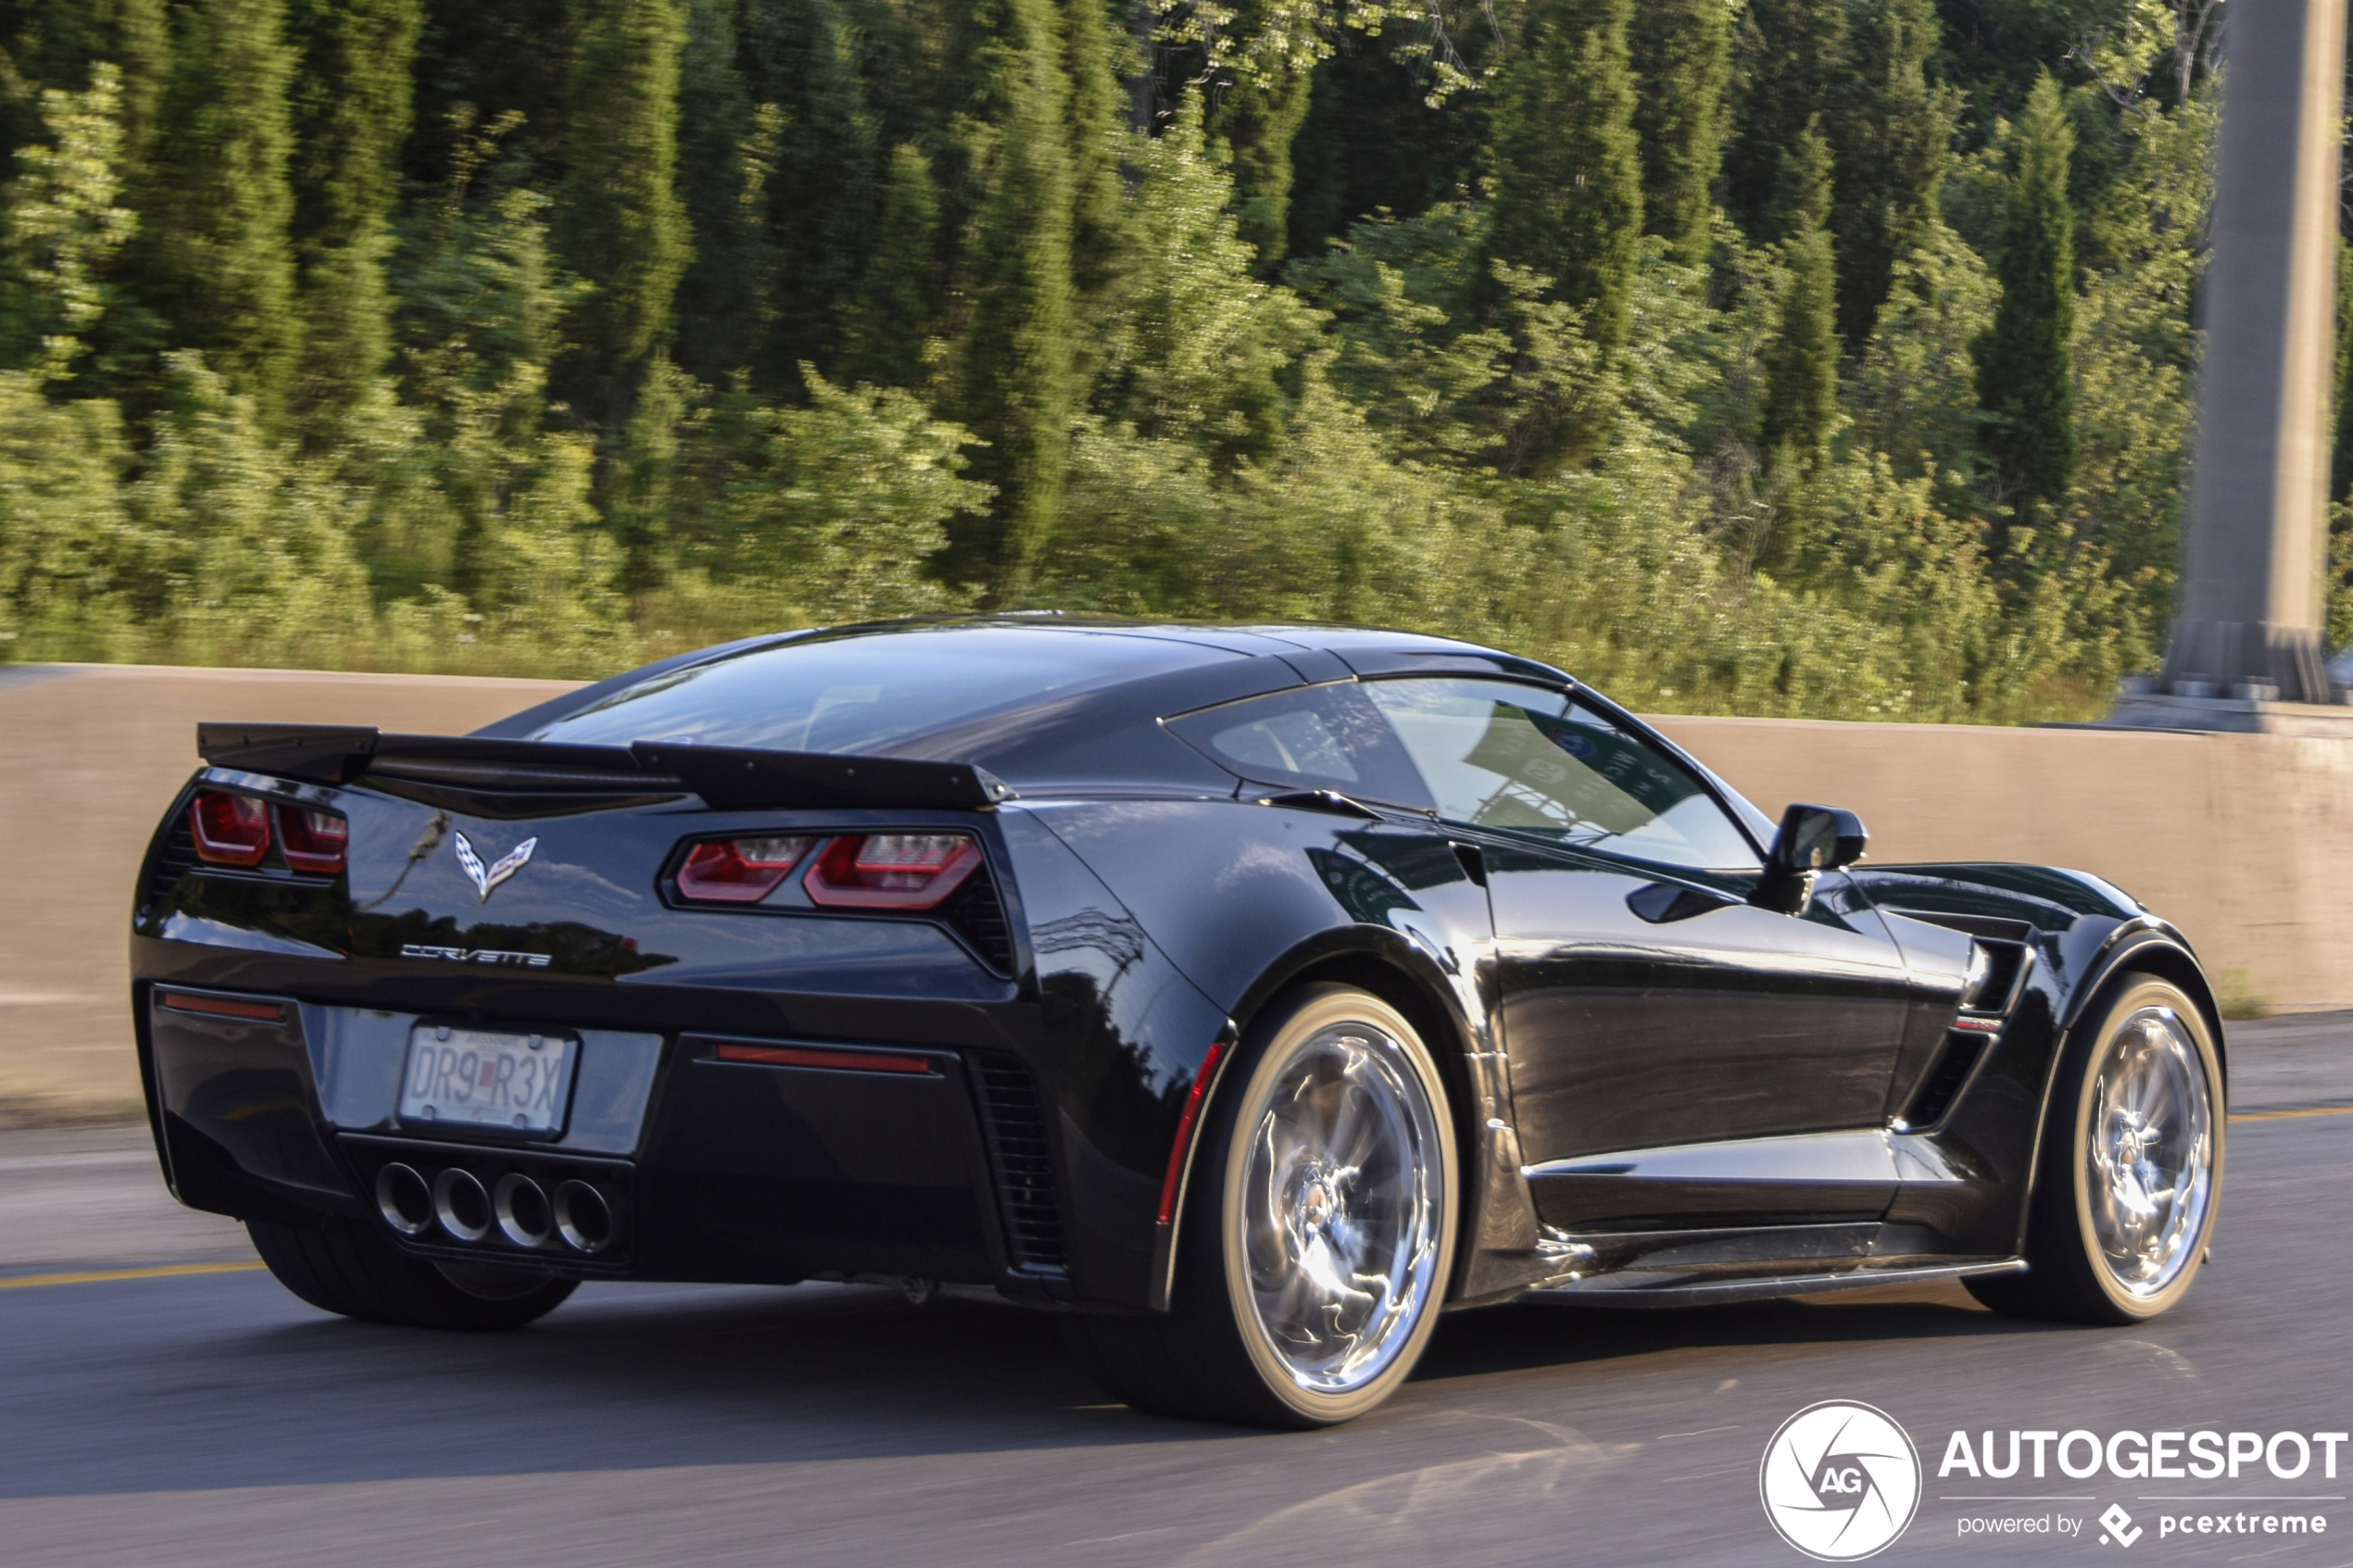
0 0 2264 718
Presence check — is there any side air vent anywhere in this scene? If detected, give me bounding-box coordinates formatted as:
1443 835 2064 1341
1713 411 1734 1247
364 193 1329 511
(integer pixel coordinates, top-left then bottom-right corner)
1902 1029 1992 1130
967 1050 1066 1274
939 871 1016 975
140 809 201 918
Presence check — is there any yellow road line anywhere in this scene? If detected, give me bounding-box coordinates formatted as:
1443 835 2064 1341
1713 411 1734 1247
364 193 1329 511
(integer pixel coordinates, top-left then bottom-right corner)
0 1261 264 1290
2231 1105 2353 1123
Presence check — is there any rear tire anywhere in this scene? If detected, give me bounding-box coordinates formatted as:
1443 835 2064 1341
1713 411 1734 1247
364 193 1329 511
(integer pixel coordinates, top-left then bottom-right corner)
1967 975 2222 1323
1065 985 1457 1427
248 1216 578 1330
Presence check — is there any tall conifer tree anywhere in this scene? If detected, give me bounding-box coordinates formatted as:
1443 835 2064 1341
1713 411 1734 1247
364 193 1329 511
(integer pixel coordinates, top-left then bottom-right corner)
6 0 170 170
674 0 764 383
1209 0 1312 269
1725 0 1844 242
1629 0 1730 266
1832 0 1948 346
130 0 302 426
1760 120 1837 470
1976 72 2076 516
1059 0 1126 293
552 0 689 432
837 142 939 391
286 0 422 424
743 0 876 383
1484 0 1642 354
950 0 1074 608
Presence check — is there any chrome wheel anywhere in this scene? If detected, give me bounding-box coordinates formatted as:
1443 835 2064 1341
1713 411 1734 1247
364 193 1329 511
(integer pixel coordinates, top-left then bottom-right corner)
2084 1006 2215 1298
1239 1021 1445 1396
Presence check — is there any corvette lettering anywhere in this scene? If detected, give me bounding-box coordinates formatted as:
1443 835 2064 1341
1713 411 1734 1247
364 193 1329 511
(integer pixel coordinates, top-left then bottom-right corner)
398 944 552 968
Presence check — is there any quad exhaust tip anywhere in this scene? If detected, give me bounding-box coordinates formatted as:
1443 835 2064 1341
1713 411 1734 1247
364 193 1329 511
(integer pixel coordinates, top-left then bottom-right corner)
376 1161 613 1254
375 1163 432 1236
553 1180 612 1254
432 1168 493 1243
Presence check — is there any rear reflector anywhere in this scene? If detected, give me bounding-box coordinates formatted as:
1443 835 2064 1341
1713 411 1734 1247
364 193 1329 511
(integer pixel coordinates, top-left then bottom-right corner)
713 1042 937 1075
803 833 982 910
676 835 814 902
159 991 286 1023
274 805 349 875
1156 1041 1228 1224
190 791 271 866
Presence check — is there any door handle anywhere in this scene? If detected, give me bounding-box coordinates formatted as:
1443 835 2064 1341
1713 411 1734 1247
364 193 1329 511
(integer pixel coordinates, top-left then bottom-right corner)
1626 882 1741 924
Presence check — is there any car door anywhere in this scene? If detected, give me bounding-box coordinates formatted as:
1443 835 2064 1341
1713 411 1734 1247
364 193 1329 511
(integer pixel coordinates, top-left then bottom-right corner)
1363 677 1912 1230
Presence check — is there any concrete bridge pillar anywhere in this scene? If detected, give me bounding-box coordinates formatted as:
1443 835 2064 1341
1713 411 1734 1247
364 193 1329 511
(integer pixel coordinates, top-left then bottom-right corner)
2112 0 2353 734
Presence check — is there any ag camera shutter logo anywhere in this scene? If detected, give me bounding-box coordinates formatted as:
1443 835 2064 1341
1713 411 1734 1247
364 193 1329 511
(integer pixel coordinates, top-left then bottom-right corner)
1760 1400 1922 1560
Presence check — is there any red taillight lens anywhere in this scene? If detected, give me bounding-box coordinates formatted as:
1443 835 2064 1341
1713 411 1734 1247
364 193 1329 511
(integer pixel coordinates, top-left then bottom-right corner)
803 833 982 909
676 835 814 903
274 805 348 875
190 790 271 866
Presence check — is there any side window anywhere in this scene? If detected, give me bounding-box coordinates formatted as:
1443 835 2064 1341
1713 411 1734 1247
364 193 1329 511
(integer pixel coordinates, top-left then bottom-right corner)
1164 684 1436 809
1364 678 1761 872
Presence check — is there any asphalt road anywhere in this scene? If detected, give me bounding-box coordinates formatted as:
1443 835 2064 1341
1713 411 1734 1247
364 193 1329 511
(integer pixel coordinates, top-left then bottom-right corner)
5 1017 2352 1567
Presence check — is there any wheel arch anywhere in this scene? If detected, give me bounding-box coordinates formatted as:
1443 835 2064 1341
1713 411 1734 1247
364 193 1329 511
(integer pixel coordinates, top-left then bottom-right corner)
1152 924 1496 1311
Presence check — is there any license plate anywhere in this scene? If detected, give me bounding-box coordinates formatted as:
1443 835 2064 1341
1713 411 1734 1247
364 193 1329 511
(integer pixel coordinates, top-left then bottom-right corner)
398 1026 575 1135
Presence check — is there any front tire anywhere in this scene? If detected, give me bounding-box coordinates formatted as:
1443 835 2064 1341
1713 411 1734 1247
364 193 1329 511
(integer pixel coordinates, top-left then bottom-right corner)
1968 975 2222 1323
1066 984 1458 1427
248 1216 579 1330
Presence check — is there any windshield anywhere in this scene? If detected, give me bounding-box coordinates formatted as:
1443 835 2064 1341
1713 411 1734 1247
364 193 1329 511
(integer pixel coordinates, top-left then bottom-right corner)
529 627 1235 754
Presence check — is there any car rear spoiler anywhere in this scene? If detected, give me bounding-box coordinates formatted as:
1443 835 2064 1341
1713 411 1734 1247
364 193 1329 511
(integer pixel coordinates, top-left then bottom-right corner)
195 723 1015 810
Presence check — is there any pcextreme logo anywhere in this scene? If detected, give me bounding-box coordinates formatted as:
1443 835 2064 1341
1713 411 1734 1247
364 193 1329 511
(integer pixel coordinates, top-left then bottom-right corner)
1760 1400 1923 1561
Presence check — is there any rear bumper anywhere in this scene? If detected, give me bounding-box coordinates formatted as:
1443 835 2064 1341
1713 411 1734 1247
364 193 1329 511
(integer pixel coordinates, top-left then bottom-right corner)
138 976 1062 1297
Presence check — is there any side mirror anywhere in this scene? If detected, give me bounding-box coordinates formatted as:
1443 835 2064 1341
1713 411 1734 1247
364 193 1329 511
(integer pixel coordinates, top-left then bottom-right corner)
1758 803 1869 914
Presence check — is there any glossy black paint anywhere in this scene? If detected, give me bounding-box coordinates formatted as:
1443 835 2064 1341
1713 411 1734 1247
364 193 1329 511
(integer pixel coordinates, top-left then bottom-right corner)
129 618 2221 1317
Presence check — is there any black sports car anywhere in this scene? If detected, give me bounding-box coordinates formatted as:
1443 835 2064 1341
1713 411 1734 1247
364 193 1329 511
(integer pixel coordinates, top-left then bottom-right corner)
133 620 2225 1426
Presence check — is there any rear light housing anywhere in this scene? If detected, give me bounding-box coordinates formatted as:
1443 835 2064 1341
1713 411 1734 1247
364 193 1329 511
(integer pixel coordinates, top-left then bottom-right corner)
675 835 814 903
274 805 349 875
803 833 982 910
190 791 271 866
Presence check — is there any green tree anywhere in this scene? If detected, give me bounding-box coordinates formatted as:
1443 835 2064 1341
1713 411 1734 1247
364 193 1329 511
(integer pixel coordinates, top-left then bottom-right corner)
1629 0 1730 265
1725 0 1845 241
672 0 765 384
128 0 303 427
1759 119 1837 473
1482 0 1641 471
1832 0 1949 347
743 0 877 382
552 0 689 433
1209 0 1315 269
837 142 941 390
286 0 422 424
948 0 1074 606
1977 72 2077 516
2333 235 2353 508
4 64 136 382
1059 0 1126 293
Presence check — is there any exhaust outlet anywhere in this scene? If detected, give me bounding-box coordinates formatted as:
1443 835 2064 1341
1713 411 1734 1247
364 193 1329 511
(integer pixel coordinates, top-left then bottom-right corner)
375 1163 432 1236
494 1173 553 1248
553 1180 613 1254
432 1168 493 1242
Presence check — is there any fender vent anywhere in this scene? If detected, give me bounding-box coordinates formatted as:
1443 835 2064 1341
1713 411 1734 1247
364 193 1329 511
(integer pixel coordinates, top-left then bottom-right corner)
1902 1030 1991 1130
968 1051 1065 1273
938 871 1016 975
140 809 201 919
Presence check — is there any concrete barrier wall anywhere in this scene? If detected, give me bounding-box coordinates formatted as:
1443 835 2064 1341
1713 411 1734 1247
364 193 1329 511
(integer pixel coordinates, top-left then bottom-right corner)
3 664 2341 1119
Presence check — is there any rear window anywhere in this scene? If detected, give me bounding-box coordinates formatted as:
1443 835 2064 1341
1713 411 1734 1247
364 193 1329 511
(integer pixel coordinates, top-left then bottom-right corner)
529 628 1235 754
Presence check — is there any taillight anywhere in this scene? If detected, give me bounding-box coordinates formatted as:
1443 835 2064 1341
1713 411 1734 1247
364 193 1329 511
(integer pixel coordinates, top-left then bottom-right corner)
190 791 270 866
275 805 349 875
803 833 982 909
676 835 815 902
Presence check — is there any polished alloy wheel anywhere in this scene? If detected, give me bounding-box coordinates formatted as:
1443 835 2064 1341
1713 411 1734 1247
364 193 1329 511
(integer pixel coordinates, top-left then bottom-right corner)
2083 1005 2215 1298
1239 1021 1444 1395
